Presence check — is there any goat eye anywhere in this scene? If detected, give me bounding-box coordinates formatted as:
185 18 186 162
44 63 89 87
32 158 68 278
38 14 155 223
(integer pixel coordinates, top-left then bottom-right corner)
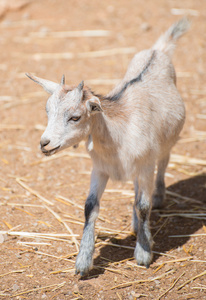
68 116 81 122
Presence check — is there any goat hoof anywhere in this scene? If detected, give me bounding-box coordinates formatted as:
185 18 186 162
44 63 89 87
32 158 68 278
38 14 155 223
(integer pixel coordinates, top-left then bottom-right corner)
75 266 89 277
75 270 86 277
75 251 93 276
152 194 164 209
135 242 153 267
137 262 150 268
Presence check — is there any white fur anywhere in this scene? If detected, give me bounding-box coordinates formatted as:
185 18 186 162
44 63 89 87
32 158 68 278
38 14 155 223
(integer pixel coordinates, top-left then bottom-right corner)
27 18 189 274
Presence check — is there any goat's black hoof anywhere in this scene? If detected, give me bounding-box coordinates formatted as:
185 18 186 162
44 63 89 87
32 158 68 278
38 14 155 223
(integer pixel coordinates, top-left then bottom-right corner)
137 262 150 269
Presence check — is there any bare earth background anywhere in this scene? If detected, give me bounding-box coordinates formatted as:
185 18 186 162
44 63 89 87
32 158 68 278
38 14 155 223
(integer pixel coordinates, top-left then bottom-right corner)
0 0 206 299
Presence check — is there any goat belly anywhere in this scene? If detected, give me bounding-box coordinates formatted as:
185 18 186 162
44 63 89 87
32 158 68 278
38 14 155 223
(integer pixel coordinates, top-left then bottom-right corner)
90 151 137 181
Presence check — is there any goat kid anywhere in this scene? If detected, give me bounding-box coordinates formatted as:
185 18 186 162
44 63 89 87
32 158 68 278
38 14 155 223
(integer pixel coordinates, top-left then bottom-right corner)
26 18 189 275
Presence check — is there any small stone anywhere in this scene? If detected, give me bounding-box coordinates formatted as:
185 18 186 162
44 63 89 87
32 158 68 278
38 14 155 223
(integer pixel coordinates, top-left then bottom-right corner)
22 12 30 20
130 291 145 298
57 247 62 253
164 265 171 272
73 284 79 294
39 27 50 37
154 280 160 285
107 5 114 13
12 284 19 292
41 294 47 299
65 290 72 296
0 233 7 243
140 22 151 32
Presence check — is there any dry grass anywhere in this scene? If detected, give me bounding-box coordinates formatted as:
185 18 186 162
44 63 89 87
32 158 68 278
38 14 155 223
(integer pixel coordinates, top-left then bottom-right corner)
0 1 205 299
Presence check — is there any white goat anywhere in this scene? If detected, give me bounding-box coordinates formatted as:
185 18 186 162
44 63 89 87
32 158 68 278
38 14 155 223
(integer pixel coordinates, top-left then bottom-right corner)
26 18 189 275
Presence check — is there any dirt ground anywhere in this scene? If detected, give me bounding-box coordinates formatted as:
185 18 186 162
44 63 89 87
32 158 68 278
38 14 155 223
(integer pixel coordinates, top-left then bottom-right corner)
0 0 206 299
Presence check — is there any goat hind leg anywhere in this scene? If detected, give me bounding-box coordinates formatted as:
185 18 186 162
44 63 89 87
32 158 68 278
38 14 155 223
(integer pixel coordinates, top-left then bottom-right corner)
134 165 154 267
75 169 108 276
132 178 139 235
152 153 170 209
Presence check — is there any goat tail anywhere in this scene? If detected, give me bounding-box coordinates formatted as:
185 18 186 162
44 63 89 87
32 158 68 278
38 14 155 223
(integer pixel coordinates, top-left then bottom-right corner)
152 17 190 57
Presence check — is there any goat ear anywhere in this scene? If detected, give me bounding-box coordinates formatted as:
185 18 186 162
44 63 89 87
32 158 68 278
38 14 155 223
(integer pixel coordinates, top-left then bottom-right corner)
25 73 59 94
86 97 103 113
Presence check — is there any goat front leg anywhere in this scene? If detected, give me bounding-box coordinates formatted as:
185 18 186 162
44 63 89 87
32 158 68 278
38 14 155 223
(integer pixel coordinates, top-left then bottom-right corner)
134 164 155 268
75 169 108 276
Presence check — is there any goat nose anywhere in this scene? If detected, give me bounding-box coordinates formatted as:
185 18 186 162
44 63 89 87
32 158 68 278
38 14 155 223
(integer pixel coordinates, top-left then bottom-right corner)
40 139 50 148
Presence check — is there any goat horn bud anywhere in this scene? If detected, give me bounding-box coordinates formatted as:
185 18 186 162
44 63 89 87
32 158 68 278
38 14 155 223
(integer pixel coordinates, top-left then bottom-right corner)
60 74 65 86
77 80 84 91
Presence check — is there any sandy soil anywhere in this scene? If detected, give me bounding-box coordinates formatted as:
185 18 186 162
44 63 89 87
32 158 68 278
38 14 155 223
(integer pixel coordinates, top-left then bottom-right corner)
0 0 206 299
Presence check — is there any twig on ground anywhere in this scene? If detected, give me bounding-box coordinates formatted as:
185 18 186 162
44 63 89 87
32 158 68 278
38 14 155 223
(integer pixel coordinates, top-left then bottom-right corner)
169 234 206 238
11 282 66 297
43 204 79 251
94 265 129 277
170 154 206 166
153 218 169 238
50 267 75 274
166 190 202 204
157 272 185 299
16 177 54 205
177 270 206 290
0 203 44 208
0 269 25 278
29 47 137 61
0 230 78 243
30 151 90 165
159 213 206 220
30 30 111 38
17 241 52 246
0 124 25 131
111 270 173 289
97 241 176 258
155 257 192 266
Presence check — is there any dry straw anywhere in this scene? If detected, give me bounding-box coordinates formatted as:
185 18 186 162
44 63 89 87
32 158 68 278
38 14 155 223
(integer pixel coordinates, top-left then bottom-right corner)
11 282 66 297
177 270 206 290
31 151 90 165
28 47 137 61
16 177 54 205
157 272 185 299
30 30 111 38
43 204 79 251
111 270 174 289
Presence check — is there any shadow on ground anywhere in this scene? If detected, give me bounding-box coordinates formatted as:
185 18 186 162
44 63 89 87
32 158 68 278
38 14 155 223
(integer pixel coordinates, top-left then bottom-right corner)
81 174 206 279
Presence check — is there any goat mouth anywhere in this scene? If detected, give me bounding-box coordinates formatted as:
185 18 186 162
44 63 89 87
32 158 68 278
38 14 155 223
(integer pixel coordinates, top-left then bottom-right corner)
41 145 60 156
